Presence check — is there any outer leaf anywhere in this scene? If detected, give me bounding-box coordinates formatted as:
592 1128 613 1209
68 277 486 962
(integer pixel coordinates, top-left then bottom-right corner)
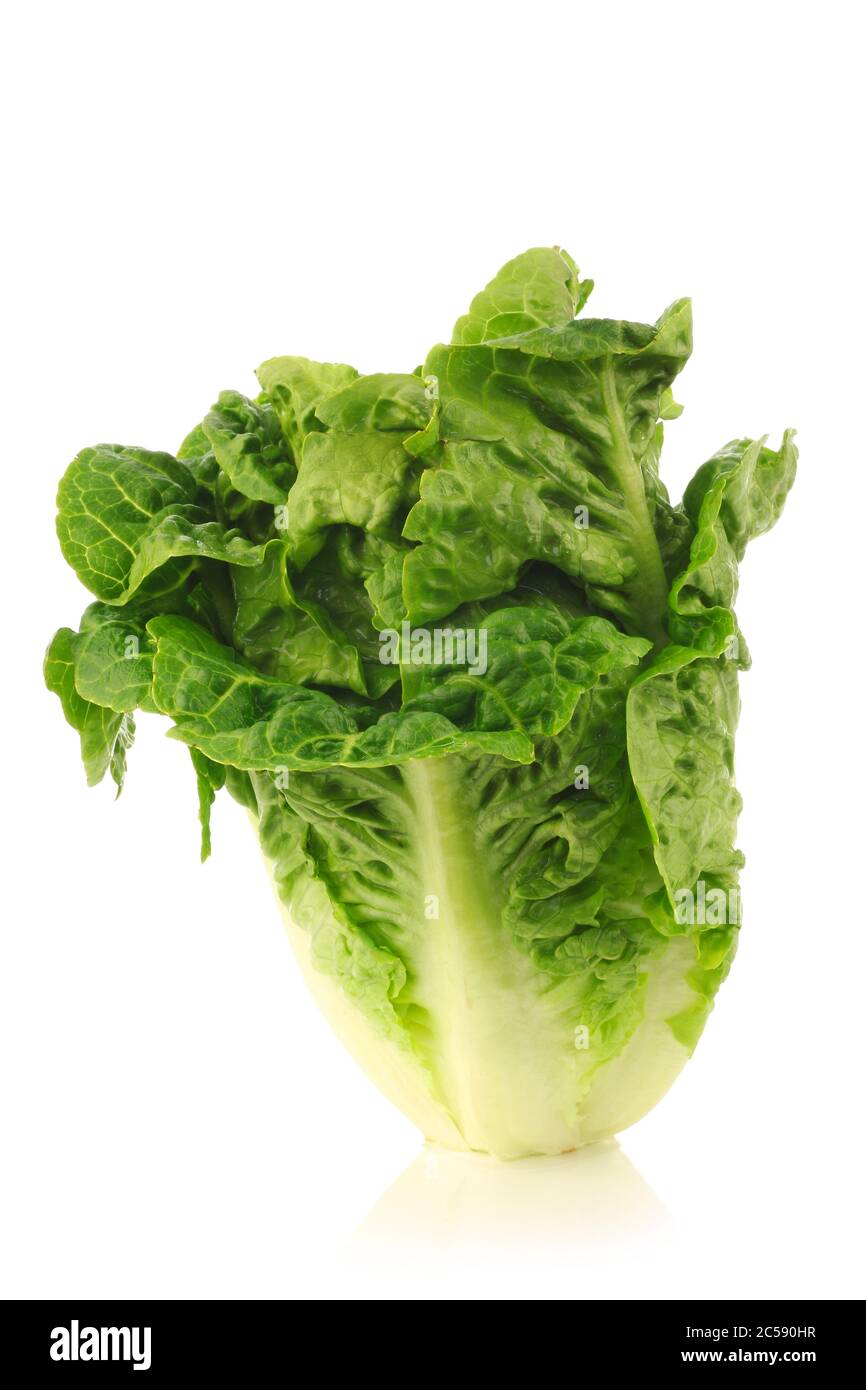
70 604 155 711
253 772 413 1046
45 627 135 790
627 646 743 899
403 300 692 645
668 433 798 655
403 608 649 737
451 246 592 345
150 616 534 768
189 748 227 861
683 430 797 559
150 610 644 772
57 445 266 603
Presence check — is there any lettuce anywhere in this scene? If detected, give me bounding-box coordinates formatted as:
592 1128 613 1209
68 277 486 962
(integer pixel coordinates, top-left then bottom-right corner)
45 248 796 1157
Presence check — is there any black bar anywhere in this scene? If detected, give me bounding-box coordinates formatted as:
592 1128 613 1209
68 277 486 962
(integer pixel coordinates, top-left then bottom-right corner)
2 1299 858 1375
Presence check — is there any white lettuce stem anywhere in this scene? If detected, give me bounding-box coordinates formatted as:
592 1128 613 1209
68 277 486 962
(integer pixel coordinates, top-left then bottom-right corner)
402 757 591 1156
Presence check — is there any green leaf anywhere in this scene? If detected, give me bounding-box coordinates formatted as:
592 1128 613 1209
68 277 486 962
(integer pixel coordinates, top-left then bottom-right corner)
150 615 535 768
403 608 649 737
232 538 370 695
57 445 266 603
683 430 797 559
402 300 692 645
256 356 358 457
286 430 420 571
451 246 593 345
668 432 798 656
315 373 432 433
45 627 135 790
627 645 743 899
269 528 401 695
252 772 413 1046
628 433 797 906
203 391 295 504
189 748 226 861
70 603 155 711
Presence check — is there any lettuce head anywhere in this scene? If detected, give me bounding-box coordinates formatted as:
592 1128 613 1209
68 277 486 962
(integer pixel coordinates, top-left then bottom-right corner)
45 248 796 1157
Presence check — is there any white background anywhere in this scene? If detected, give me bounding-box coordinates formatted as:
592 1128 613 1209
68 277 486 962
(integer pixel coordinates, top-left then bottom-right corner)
2 1 863 1301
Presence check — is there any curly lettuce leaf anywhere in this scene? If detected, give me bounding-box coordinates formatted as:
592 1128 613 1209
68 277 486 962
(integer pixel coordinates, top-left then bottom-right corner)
628 432 796 908
44 627 135 791
202 391 295 504
57 445 265 603
232 537 375 696
402 299 692 643
451 246 593 345
149 608 646 771
667 432 797 656
285 431 420 571
256 356 358 458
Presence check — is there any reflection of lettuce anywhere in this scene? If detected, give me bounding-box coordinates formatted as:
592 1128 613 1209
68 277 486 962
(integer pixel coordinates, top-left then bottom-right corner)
45 248 796 1157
